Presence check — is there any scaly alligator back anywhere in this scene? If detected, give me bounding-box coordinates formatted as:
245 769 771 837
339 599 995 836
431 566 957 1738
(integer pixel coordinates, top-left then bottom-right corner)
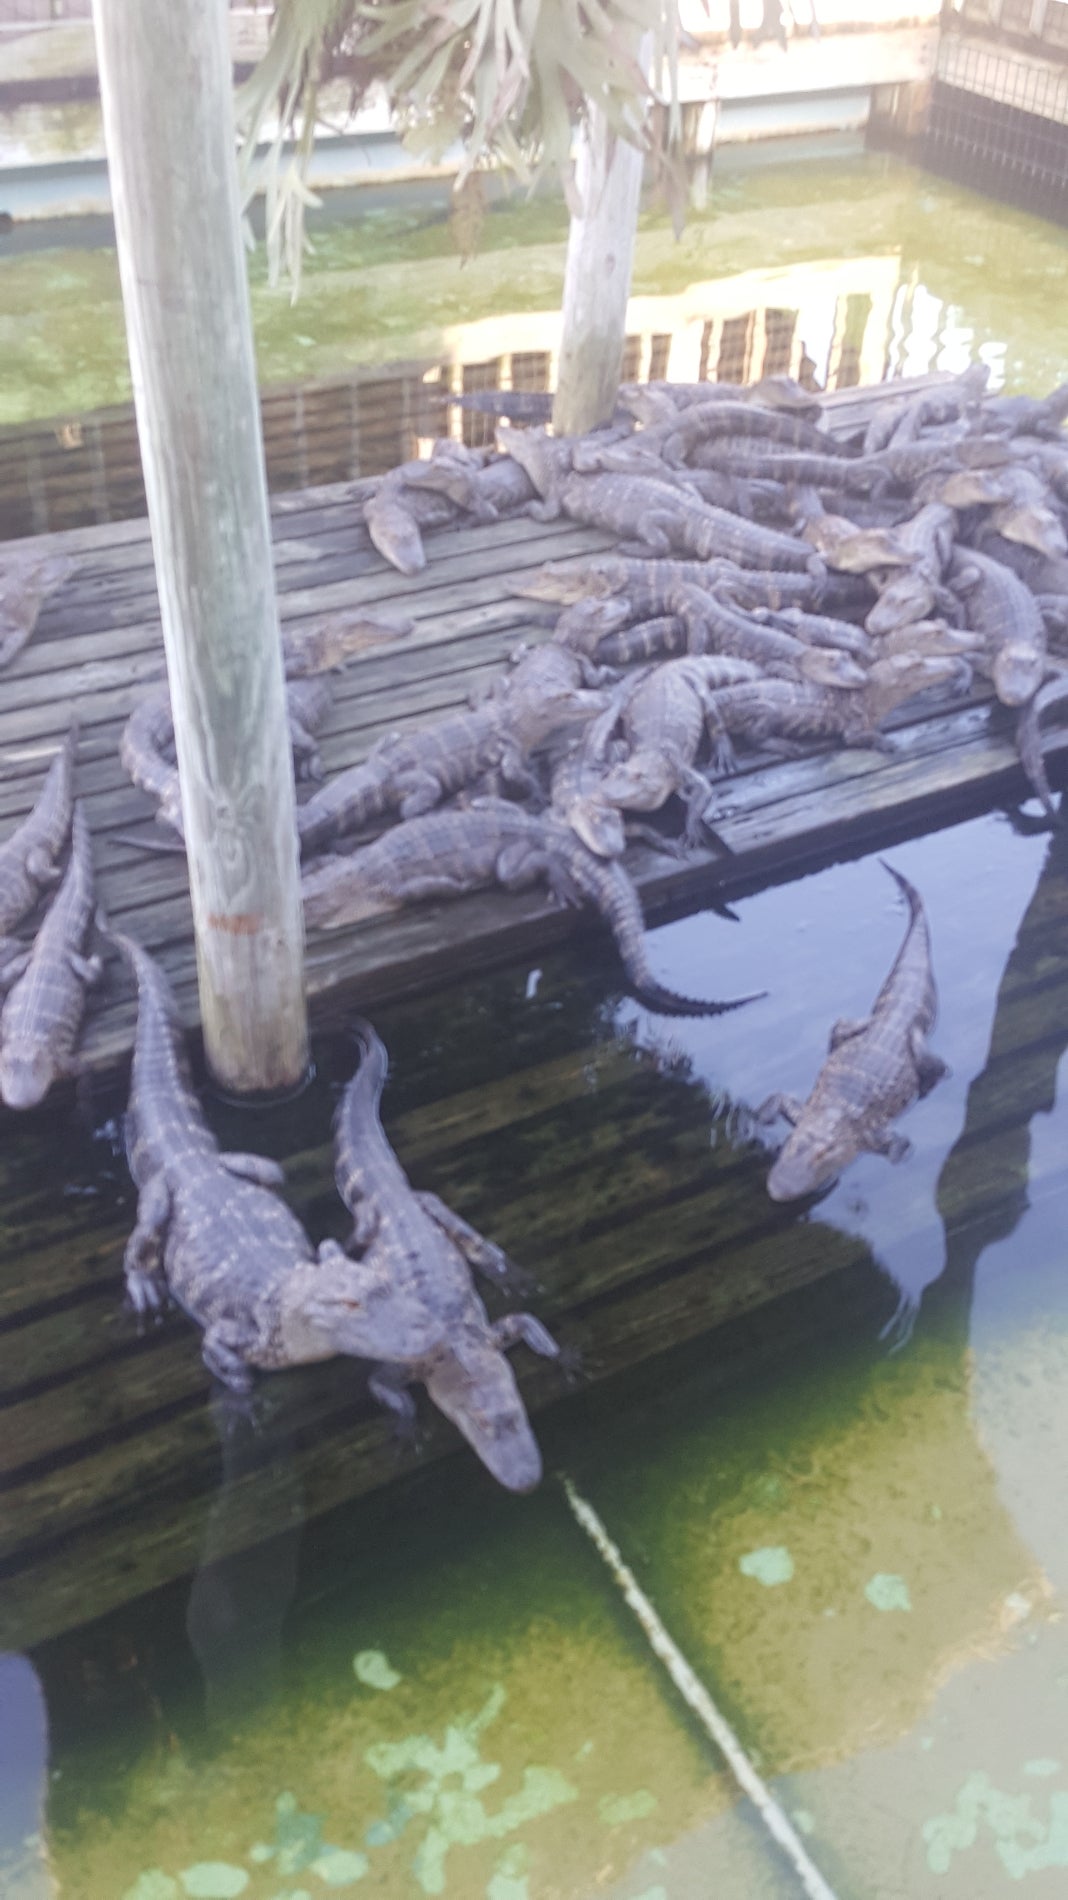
0 720 77 935
113 932 220 1180
0 801 100 1108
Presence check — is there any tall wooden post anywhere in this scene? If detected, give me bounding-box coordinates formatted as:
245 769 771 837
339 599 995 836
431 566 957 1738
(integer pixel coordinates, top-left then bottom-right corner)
552 113 646 437
92 0 309 1093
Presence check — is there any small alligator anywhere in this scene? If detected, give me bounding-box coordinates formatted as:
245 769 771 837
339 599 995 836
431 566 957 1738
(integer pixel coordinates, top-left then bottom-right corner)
948 545 1049 707
0 802 102 1108
702 653 973 774
334 1020 561 1490
1016 671 1068 820
119 608 408 835
364 452 541 572
691 443 882 492
865 502 957 637
302 798 764 1018
663 581 867 686
0 550 75 670
793 488 915 574
121 676 337 837
297 643 609 855
574 655 765 850
758 862 946 1198
638 399 843 465
115 931 393 1391
0 722 77 961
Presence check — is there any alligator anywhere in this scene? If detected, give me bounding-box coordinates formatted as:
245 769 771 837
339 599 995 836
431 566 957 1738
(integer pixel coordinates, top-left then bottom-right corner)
114 930 407 1392
662 581 868 686
757 861 946 1199
861 363 990 455
363 468 462 574
762 605 875 663
334 1020 561 1490
701 653 973 775
639 399 843 466
1016 671 1068 820
296 643 609 855
121 675 338 838
117 608 407 835
691 443 882 492
0 722 77 960
534 554 823 613
572 655 764 850
939 463 1067 560
401 443 536 520
948 545 1049 707
865 502 957 637
979 381 1068 438
551 471 821 571
301 797 765 1018
499 429 822 573
793 488 915 573
0 550 75 670
0 802 102 1109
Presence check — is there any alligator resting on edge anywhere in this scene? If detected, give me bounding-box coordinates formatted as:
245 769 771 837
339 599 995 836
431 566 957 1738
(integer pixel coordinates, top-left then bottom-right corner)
757 862 947 1199
301 798 765 1019
334 1021 561 1490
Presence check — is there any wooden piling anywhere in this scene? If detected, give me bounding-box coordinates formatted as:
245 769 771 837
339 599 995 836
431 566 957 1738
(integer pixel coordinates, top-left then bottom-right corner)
552 105 646 437
91 0 308 1092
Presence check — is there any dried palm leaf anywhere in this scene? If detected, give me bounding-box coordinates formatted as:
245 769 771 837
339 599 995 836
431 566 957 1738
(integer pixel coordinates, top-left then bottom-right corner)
238 0 697 289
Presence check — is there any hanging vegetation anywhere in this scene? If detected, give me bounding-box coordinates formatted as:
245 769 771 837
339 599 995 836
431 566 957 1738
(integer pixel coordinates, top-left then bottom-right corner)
237 0 694 295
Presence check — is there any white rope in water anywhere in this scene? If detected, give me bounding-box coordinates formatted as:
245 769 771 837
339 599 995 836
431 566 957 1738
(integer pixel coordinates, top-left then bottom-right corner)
561 1475 841 1900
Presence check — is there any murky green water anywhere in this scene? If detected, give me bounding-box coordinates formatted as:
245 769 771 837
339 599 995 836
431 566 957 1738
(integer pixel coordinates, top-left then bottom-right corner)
4 798 1068 1899
4 143 1068 1898
2 142 1068 426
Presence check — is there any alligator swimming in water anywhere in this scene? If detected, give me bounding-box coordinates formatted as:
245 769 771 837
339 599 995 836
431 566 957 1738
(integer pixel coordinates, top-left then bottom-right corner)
0 722 77 969
0 801 102 1109
301 798 764 1018
115 932 410 1393
758 861 947 1199
333 1020 561 1490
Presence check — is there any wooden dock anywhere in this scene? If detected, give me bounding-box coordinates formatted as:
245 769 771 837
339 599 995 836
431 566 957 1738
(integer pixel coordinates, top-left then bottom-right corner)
2 379 1065 1078
2 374 1067 1652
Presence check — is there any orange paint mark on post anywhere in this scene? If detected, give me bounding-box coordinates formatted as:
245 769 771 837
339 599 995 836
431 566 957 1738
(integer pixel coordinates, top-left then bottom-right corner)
206 912 263 936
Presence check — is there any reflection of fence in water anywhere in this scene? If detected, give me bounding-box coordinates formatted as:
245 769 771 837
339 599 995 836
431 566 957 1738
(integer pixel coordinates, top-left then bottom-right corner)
0 256 900 540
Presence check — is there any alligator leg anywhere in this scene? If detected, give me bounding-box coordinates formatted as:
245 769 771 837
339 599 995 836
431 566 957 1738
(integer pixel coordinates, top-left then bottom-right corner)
343 1200 382 1253
202 1319 256 1393
220 1152 286 1187
490 1312 562 1359
24 845 62 885
756 1092 805 1127
68 950 105 987
123 1170 172 1312
396 769 450 819
414 1189 529 1291
867 1125 912 1164
910 1028 949 1096
0 941 31 994
828 1016 870 1050
368 1363 421 1440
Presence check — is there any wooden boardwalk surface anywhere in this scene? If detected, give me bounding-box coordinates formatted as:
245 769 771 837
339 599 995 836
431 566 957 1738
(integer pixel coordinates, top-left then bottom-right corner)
2 378 1065 1078
2 374 1068 1653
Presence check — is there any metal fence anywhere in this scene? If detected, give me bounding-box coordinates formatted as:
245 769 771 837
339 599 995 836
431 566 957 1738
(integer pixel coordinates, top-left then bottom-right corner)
924 34 1068 218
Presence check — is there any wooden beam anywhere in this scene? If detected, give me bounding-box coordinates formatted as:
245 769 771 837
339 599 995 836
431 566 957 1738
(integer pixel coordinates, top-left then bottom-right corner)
552 106 646 437
91 0 308 1092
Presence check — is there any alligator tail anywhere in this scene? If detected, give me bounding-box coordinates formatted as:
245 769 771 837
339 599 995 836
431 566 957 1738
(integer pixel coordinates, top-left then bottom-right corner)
561 849 765 1018
333 1017 391 1194
878 859 925 917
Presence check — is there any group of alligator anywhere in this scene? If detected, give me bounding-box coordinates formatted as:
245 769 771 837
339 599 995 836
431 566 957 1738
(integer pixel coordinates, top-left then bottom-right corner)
4 361 1068 1489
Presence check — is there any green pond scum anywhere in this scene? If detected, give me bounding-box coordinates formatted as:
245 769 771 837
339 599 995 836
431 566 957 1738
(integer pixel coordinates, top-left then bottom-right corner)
2 144 1068 425
4 148 1068 1898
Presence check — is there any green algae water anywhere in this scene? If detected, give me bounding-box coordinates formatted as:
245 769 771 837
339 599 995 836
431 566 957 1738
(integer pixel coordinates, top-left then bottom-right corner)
4 142 1068 1898
1 141 1067 429
5 801 1068 1899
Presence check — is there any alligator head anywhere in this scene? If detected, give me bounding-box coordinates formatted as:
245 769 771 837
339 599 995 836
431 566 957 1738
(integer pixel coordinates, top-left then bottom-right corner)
0 1036 58 1110
767 1107 858 1201
425 1344 543 1492
865 652 974 721
993 640 1047 708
